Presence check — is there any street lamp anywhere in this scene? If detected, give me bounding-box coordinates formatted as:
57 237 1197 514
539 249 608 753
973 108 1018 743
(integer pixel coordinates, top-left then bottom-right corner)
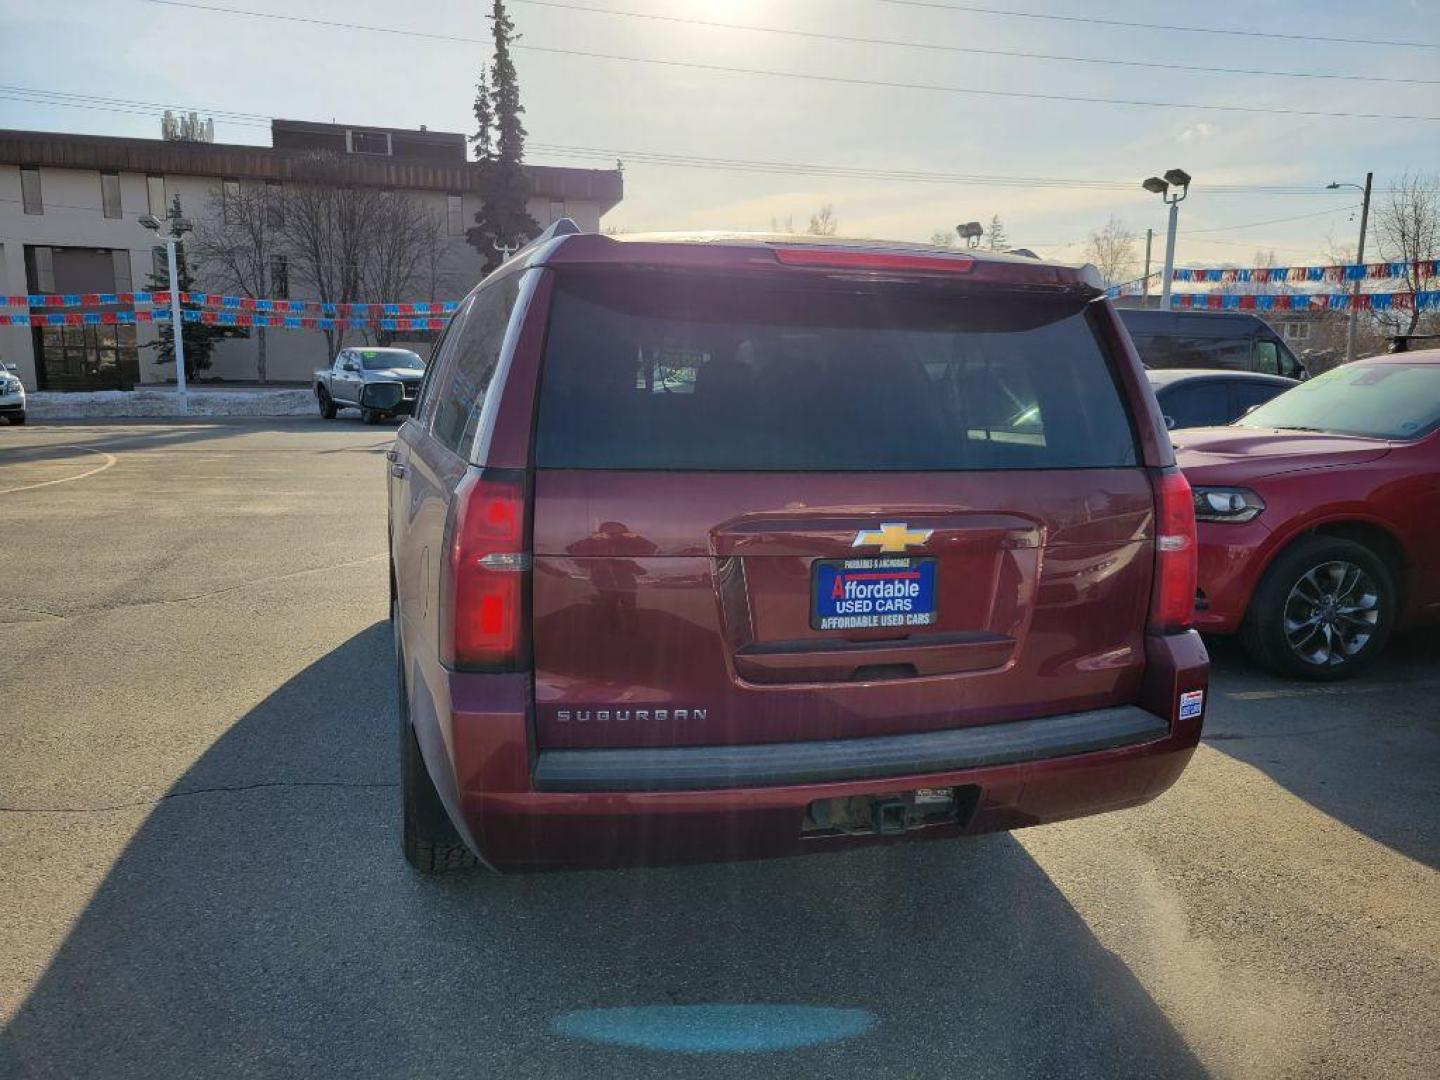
1142 168 1191 310
140 197 193 412
1327 173 1374 365
956 221 984 249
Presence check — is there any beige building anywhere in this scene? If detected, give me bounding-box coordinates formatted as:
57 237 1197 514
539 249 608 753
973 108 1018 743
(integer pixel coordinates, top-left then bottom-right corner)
0 122 622 390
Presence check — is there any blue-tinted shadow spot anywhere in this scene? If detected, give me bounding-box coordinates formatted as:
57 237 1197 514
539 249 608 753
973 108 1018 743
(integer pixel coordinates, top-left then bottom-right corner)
552 1004 876 1054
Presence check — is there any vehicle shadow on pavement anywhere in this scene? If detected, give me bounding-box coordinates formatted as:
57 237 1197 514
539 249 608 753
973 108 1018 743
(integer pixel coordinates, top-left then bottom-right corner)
1 624 1207 1080
1203 627 1440 869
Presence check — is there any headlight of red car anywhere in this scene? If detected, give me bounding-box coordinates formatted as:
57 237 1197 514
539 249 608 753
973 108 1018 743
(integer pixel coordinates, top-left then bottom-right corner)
1192 486 1266 523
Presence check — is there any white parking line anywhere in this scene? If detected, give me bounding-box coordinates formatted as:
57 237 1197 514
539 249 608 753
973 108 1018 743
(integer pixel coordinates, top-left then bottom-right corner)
0 445 118 496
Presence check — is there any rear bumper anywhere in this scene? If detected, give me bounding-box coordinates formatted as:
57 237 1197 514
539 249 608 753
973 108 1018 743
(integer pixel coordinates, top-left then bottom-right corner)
534 705 1168 792
433 632 1208 870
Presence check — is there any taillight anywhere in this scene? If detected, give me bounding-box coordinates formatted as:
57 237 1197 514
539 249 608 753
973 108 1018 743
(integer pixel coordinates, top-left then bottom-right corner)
771 247 976 274
1149 468 1198 634
440 470 529 669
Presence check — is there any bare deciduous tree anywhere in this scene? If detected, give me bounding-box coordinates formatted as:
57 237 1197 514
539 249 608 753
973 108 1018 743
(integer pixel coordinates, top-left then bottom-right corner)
806 204 838 236
1373 171 1440 334
1084 216 1138 287
280 154 451 356
191 182 276 382
929 229 956 248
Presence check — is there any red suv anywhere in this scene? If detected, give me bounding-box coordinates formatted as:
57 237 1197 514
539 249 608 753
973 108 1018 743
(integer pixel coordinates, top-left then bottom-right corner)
1178 350 1440 679
386 224 1208 872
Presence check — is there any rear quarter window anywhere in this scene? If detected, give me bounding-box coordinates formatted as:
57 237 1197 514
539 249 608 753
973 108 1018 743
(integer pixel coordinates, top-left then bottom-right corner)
534 271 1139 471
429 273 522 456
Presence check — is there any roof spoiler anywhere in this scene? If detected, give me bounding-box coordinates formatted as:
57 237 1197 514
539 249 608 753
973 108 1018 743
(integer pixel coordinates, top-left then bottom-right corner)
510 217 581 259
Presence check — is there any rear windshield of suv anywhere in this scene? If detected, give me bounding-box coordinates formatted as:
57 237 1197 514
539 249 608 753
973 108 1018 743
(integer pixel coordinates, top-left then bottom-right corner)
534 270 1138 471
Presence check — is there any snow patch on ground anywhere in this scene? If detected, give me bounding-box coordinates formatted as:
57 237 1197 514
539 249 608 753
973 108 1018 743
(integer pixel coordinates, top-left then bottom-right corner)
26 389 315 418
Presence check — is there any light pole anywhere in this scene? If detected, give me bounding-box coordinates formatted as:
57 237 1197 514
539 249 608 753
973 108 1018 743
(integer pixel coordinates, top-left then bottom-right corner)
1142 169 1192 311
1327 173 1373 365
140 197 193 413
1142 227 1154 301
956 221 985 249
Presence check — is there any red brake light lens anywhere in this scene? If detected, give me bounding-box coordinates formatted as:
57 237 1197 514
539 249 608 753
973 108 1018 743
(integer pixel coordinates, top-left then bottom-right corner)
440 473 528 669
772 247 976 274
1150 468 1198 634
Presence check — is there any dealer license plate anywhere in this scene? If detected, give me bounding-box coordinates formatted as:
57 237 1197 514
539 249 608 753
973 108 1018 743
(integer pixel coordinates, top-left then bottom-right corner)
811 557 938 631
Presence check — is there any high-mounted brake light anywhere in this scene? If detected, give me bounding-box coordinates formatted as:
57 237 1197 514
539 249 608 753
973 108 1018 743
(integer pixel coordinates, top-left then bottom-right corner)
1149 468 1198 634
440 472 529 669
772 248 976 274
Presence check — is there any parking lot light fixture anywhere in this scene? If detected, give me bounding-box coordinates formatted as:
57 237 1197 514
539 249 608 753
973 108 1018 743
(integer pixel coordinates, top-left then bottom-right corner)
1327 174 1374 365
1144 168 1192 311
140 197 192 413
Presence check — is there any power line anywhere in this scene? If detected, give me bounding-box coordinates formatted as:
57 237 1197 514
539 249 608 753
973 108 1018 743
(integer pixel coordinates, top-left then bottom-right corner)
133 0 1440 123
878 0 1440 51
0 82 1386 198
0 85 271 128
531 142 1372 197
1 85 1418 219
1187 205 1361 234
507 0 1440 87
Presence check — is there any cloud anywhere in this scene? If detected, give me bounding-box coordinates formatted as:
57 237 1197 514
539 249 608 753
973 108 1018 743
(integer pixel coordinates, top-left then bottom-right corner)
1180 122 1219 143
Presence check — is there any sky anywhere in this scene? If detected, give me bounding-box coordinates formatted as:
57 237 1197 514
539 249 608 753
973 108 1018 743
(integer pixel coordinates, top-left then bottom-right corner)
2 0 1436 274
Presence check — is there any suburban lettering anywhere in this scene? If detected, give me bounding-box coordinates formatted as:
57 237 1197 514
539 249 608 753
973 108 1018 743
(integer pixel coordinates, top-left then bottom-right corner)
553 707 709 722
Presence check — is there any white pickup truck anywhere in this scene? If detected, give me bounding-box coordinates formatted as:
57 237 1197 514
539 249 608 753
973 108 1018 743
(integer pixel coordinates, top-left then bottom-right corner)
314 347 426 424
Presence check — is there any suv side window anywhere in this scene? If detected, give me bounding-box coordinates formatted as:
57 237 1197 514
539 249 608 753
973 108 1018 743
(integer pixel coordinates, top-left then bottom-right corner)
1255 340 1280 375
1276 342 1304 379
1160 381 1230 429
1172 335 1251 370
413 308 466 429
430 273 523 457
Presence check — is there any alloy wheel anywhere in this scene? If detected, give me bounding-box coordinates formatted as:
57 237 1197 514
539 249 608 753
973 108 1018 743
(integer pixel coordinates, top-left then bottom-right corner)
1282 560 1381 668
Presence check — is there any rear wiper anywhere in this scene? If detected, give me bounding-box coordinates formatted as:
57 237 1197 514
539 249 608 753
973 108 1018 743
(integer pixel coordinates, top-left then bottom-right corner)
1271 425 1326 432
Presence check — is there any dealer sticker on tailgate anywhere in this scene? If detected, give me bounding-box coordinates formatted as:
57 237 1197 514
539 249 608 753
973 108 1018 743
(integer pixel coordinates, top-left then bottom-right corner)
812 557 938 631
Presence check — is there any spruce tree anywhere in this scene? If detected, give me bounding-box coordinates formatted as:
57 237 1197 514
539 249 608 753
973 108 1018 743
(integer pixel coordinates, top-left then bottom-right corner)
988 215 1009 252
470 66 494 163
466 1 538 272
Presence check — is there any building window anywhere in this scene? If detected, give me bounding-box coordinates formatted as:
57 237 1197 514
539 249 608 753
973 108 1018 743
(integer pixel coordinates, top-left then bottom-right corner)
101 173 123 219
346 130 391 156
222 178 241 222
31 246 55 292
549 199 566 224
111 249 133 294
447 194 465 236
21 167 42 214
269 254 289 300
1284 322 1311 343
146 175 166 218
266 180 284 227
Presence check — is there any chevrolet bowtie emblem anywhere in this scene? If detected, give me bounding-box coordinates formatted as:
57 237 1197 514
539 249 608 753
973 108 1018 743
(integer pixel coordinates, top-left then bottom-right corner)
851 522 934 553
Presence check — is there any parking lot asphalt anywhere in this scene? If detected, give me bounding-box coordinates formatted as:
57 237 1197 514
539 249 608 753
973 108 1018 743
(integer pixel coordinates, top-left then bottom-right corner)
1 420 1436 1080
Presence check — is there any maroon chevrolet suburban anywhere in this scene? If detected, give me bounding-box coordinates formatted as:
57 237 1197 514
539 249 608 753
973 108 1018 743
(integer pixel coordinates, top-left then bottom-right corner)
386 223 1208 873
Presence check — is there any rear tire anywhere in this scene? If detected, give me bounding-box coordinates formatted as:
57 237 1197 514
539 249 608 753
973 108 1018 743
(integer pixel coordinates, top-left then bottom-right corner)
9 414 24 425
395 604 476 873
1239 535 1396 681
316 388 337 419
